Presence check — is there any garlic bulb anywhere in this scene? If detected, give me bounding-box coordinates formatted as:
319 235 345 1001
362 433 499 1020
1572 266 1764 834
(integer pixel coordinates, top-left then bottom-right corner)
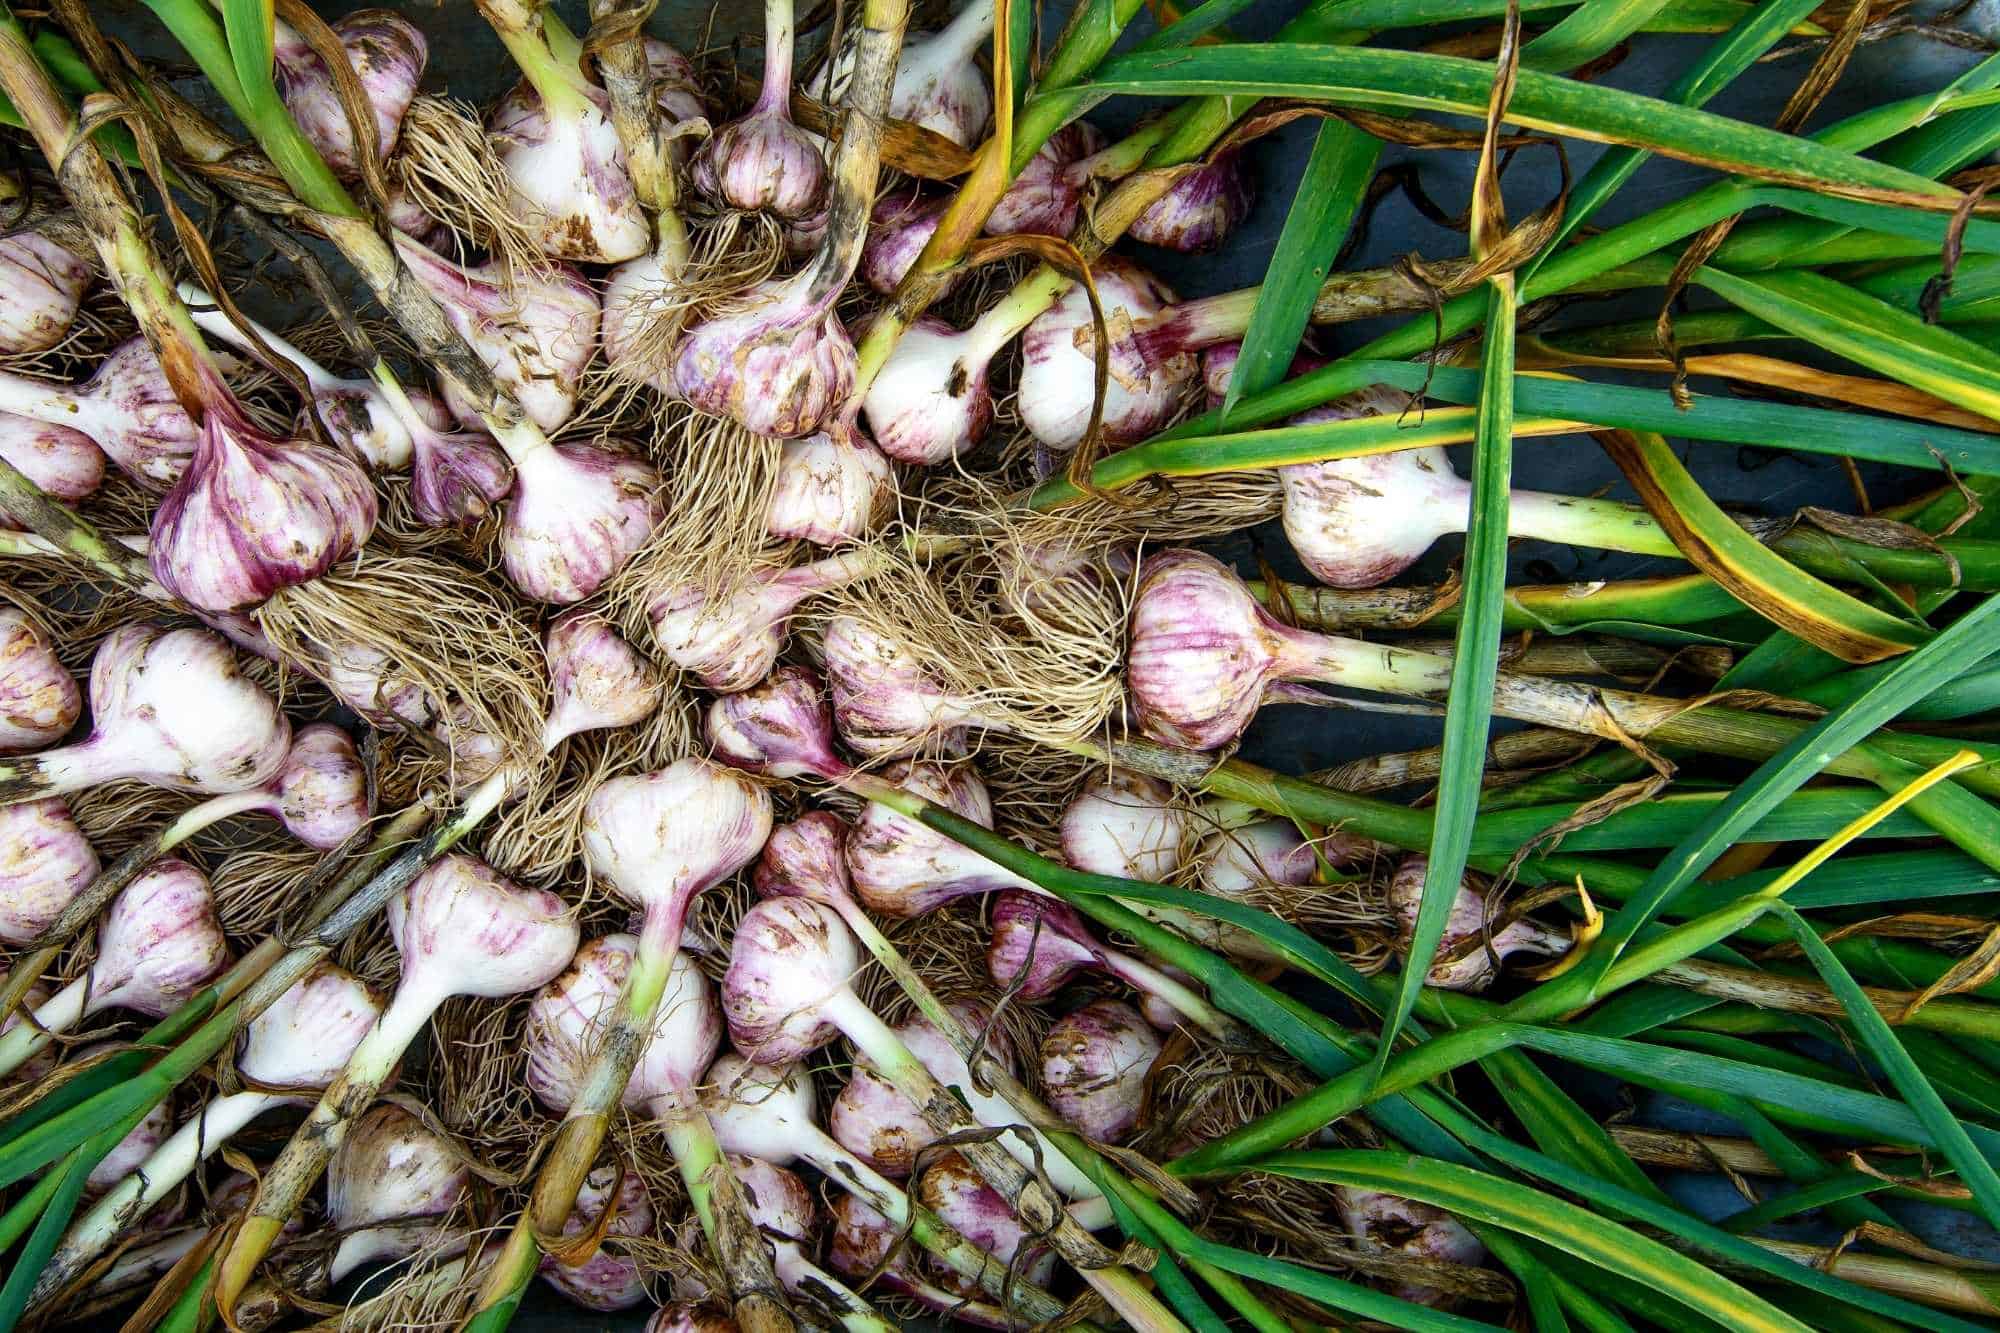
0 798 96 944
880 1 995 147
394 232 601 433
1018 257 1193 453
409 420 513 527
524 934 720 1116
673 271 854 440
705 664 852 781
1124 547 1299 751
646 1305 737 1333
316 637 433 732
985 121 1103 237
147 389 377 613
490 77 650 263
648 550 880 693
827 1002 1007 1178
541 1164 654 1310
264 723 372 849
0 230 90 355
1388 856 1568 991
326 1103 473 1283
846 761 1034 917
581 759 774 954
0 606 78 750
1059 773 1186 881
83 1085 174 1199
860 190 949 296
272 10 426 177
764 412 894 547
542 610 665 751
0 413 105 525
501 440 661 603
860 314 999 465
754 810 851 906
0 338 197 488
916 1155 1056 1288
238 964 383 1091
721 896 857 1064
1039 999 1159 1144
1 625 290 802
600 248 680 397
1129 149 1253 253
821 614 994 757
387 854 578 1007
1334 1186 1489 1306
691 0 825 220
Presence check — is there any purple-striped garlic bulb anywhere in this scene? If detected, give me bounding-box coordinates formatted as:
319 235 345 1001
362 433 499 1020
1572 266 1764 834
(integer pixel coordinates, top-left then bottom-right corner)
502 441 661 604
984 121 1104 238
691 0 824 221
916 1155 1056 1289
847 761 1035 918
1129 149 1253 253
0 607 77 751
706 664 852 782
326 1104 473 1283
1335 1186 1489 1305
1059 773 1186 882
1018 258 1194 454
0 230 91 355
1388 856 1567 991
764 411 895 546
860 190 949 296
674 271 854 440
0 339 196 488
0 414 104 526
827 1002 1009 1178
524 934 721 1119
272 11 426 177
821 615 1005 757
259 723 372 850
0 798 96 944
648 550 881 692
541 1164 654 1310
542 610 665 751
1040 999 1159 1143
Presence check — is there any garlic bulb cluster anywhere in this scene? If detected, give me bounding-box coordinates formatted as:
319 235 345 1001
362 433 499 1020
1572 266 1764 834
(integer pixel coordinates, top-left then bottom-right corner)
272 10 427 178
0 230 90 355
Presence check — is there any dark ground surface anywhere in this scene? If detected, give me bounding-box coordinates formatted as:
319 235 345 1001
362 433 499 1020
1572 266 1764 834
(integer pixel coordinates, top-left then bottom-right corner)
84 1 2000 1327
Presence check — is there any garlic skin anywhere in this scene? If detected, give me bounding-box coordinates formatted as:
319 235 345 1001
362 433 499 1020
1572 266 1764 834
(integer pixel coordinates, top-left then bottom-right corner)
649 551 877 693
828 1003 1006 1177
501 441 661 604
524 934 720 1113
821 615 981 758
1199 821 1323 899
268 723 371 849
1388 856 1568 991
847 761 1035 917
1125 547 1291 751
765 416 894 547
722 897 854 1065
0 413 105 525
20 625 291 799
692 113 828 221
916 1155 1056 1288
490 79 650 264
985 121 1103 237
1279 440 1466 589
705 664 849 780
1334 1186 1489 1306
327 1103 473 1282
0 231 91 355
698 1055 820 1167
87 860 231 1018
673 272 855 440
542 610 665 751
1019 258 1193 453
861 315 994 465
1059 773 1185 882
647 1305 737 1333
1129 150 1253 253
882 4 995 147
599 249 680 397
0 799 95 945
272 11 426 178
1040 1000 1159 1144
388 854 579 1001
394 233 600 434
237 963 382 1091
147 393 378 613
731 1153 819 1249
0 607 78 750
541 1164 654 1311
860 190 949 296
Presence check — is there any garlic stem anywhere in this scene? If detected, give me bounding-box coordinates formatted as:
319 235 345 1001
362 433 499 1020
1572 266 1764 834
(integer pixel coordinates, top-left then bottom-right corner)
755 0 797 117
